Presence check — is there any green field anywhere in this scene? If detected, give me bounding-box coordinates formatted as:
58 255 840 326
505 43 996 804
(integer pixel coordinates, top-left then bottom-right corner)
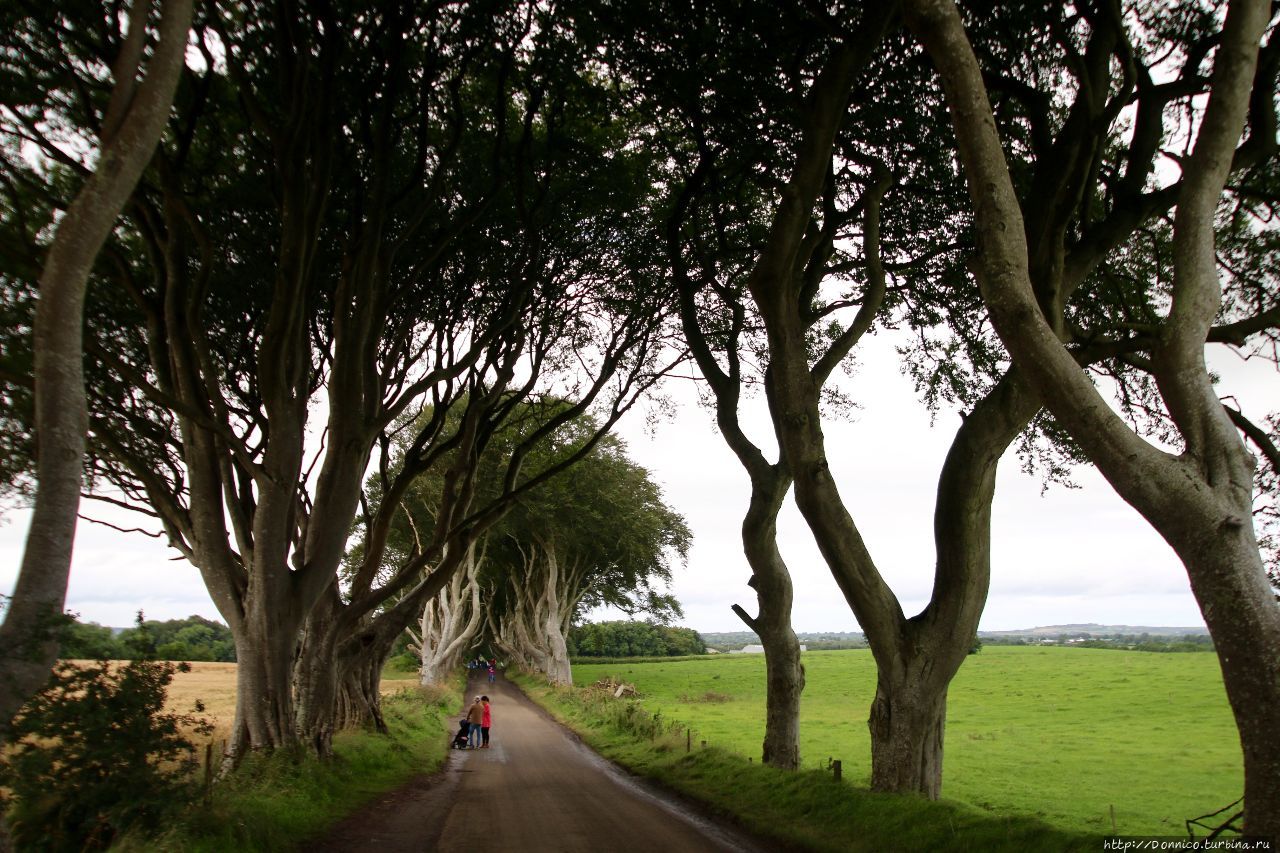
572 646 1240 836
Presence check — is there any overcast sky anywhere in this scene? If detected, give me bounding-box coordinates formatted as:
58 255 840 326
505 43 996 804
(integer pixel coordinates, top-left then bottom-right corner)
1 329 1274 633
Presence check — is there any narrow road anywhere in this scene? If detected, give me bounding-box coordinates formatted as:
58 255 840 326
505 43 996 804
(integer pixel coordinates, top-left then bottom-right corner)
310 675 771 853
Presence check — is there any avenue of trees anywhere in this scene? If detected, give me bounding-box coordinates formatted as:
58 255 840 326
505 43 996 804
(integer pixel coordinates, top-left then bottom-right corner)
382 409 690 685
1 0 1277 840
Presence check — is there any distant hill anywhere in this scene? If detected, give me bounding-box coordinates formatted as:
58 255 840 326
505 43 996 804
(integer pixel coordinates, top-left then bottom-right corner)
979 623 1208 638
701 630 866 650
701 624 1209 648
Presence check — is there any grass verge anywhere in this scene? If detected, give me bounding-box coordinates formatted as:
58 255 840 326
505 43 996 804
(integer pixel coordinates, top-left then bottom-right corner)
512 671 1099 853
111 679 456 852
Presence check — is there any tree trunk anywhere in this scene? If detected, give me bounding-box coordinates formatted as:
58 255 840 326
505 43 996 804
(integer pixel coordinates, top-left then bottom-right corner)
228 590 305 759
293 584 343 758
735 471 804 770
868 668 947 797
0 0 193 739
1164 506 1280 841
541 548 573 685
337 646 390 734
541 614 573 686
760 340 1036 796
906 0 1278 836
418 545 484 685
759 630 804 769
867 370 1039 795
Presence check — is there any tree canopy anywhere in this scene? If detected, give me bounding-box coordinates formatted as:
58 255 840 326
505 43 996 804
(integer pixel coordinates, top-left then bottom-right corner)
569 621 705 658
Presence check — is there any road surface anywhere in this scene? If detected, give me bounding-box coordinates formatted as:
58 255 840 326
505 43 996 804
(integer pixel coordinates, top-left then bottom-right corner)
310 675 774 852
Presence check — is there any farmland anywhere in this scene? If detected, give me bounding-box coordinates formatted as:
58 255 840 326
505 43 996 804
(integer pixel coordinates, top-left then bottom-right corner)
156 661 422 751
572 646 1239 837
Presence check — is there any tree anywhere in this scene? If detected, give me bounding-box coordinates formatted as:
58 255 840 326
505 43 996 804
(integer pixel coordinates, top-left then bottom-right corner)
905 0 1280 837
58 619 122 661
478 428 690 683
576 0 898 772
407 540 487 686
284 22 683 747
397 408 688 686
730 0 1280 799
1 0 678 759
569 621 705 657
586 0 1031 792
0 0 194 747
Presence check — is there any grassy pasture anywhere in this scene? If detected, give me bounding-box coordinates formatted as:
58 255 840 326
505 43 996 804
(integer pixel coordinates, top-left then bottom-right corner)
572 646 1240 836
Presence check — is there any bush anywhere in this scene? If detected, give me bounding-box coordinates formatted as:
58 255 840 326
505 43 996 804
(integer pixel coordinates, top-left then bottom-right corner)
0 658 211 851
384 650 420 673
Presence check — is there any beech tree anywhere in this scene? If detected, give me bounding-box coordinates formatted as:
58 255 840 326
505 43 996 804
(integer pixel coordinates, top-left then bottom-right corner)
286 34 682 747
482 430 690 683
0 0 193 741
906 0 1280 836
408 540 485 686
586 0 1280 799
583 0 1023 790
575 0 904 771
378 405 688 687
0 0 676 759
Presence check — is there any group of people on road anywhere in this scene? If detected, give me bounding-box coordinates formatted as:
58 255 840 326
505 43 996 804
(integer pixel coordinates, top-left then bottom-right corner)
462 694 491 749
454 656 499 750
467 656 498 684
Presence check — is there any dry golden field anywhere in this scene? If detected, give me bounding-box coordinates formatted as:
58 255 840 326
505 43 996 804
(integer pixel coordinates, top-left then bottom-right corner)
165 661 239 750
67 661 422 755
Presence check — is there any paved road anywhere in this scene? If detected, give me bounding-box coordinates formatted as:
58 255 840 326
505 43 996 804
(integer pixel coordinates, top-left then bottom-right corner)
311 675 771 853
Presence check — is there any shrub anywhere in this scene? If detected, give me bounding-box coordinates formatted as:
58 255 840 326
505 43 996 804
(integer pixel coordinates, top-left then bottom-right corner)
0 658 211 851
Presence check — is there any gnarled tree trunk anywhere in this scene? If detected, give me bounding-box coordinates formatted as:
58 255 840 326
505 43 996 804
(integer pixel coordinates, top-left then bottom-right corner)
0 0 193 739
539 546 574 686
488 541 576 684
732 471 804 770
907 0 1280 834
414 542 484 685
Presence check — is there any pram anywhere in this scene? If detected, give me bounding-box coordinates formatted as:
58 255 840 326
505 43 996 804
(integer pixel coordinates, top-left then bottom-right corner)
451 719 470 749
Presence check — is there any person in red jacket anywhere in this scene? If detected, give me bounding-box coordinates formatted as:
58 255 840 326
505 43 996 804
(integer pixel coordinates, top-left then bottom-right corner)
481 695 492 748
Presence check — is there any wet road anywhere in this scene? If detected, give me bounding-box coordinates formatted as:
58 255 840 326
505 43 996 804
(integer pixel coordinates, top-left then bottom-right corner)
310 675 770 853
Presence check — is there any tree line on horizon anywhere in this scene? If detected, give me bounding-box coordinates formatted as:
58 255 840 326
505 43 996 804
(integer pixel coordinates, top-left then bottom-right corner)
58 613 236 663
0 0 1277 843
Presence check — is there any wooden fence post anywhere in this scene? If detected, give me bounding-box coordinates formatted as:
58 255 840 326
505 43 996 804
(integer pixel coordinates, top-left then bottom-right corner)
203 742 214 803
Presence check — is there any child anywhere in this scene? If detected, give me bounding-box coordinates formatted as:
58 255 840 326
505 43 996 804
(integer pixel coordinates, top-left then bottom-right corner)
452 718 469 749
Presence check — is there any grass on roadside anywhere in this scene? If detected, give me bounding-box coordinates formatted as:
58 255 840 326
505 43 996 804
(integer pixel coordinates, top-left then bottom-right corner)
112 680 456 853
513 671 1097 853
